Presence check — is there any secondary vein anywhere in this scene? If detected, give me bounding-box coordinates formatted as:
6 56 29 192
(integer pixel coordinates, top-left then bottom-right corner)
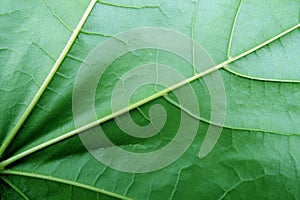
1 176 30 200
0 169 131 200
227 0 243 58
0 0 98 158
191 0 199 74
164 95 300 137
223 67 300 83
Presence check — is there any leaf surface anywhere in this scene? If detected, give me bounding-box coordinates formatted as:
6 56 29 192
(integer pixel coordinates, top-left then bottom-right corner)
0 0 299 199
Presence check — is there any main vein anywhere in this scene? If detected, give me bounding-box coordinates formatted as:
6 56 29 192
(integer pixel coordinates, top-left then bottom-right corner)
0 0 98 158
0 23 298 170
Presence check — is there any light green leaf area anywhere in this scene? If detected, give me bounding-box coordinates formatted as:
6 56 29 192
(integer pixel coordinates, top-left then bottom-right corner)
1 0 300 199
0 0 91 142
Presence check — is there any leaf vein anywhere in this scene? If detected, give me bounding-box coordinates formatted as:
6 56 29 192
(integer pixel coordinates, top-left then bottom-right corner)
1 176 30 200
227 0 243 58
223 66 300 83
164 94 300 137
0 23 298 170
0 0 98 158
0 170 131 200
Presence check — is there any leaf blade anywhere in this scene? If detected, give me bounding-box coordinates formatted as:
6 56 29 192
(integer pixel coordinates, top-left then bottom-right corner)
0 0 97 157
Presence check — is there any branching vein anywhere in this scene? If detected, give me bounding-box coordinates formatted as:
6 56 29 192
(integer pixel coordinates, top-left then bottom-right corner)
0 0 98 158
227 0 243 58
0 170 131 200
1 176 30 200
0 19 298 170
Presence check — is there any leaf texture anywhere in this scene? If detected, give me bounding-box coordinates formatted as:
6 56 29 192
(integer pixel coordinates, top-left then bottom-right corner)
0 0 300 199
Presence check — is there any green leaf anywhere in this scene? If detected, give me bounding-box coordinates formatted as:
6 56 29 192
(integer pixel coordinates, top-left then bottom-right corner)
1 0 299 199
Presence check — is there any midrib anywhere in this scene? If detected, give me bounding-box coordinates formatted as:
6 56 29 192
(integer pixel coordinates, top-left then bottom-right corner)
0 23 298 170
